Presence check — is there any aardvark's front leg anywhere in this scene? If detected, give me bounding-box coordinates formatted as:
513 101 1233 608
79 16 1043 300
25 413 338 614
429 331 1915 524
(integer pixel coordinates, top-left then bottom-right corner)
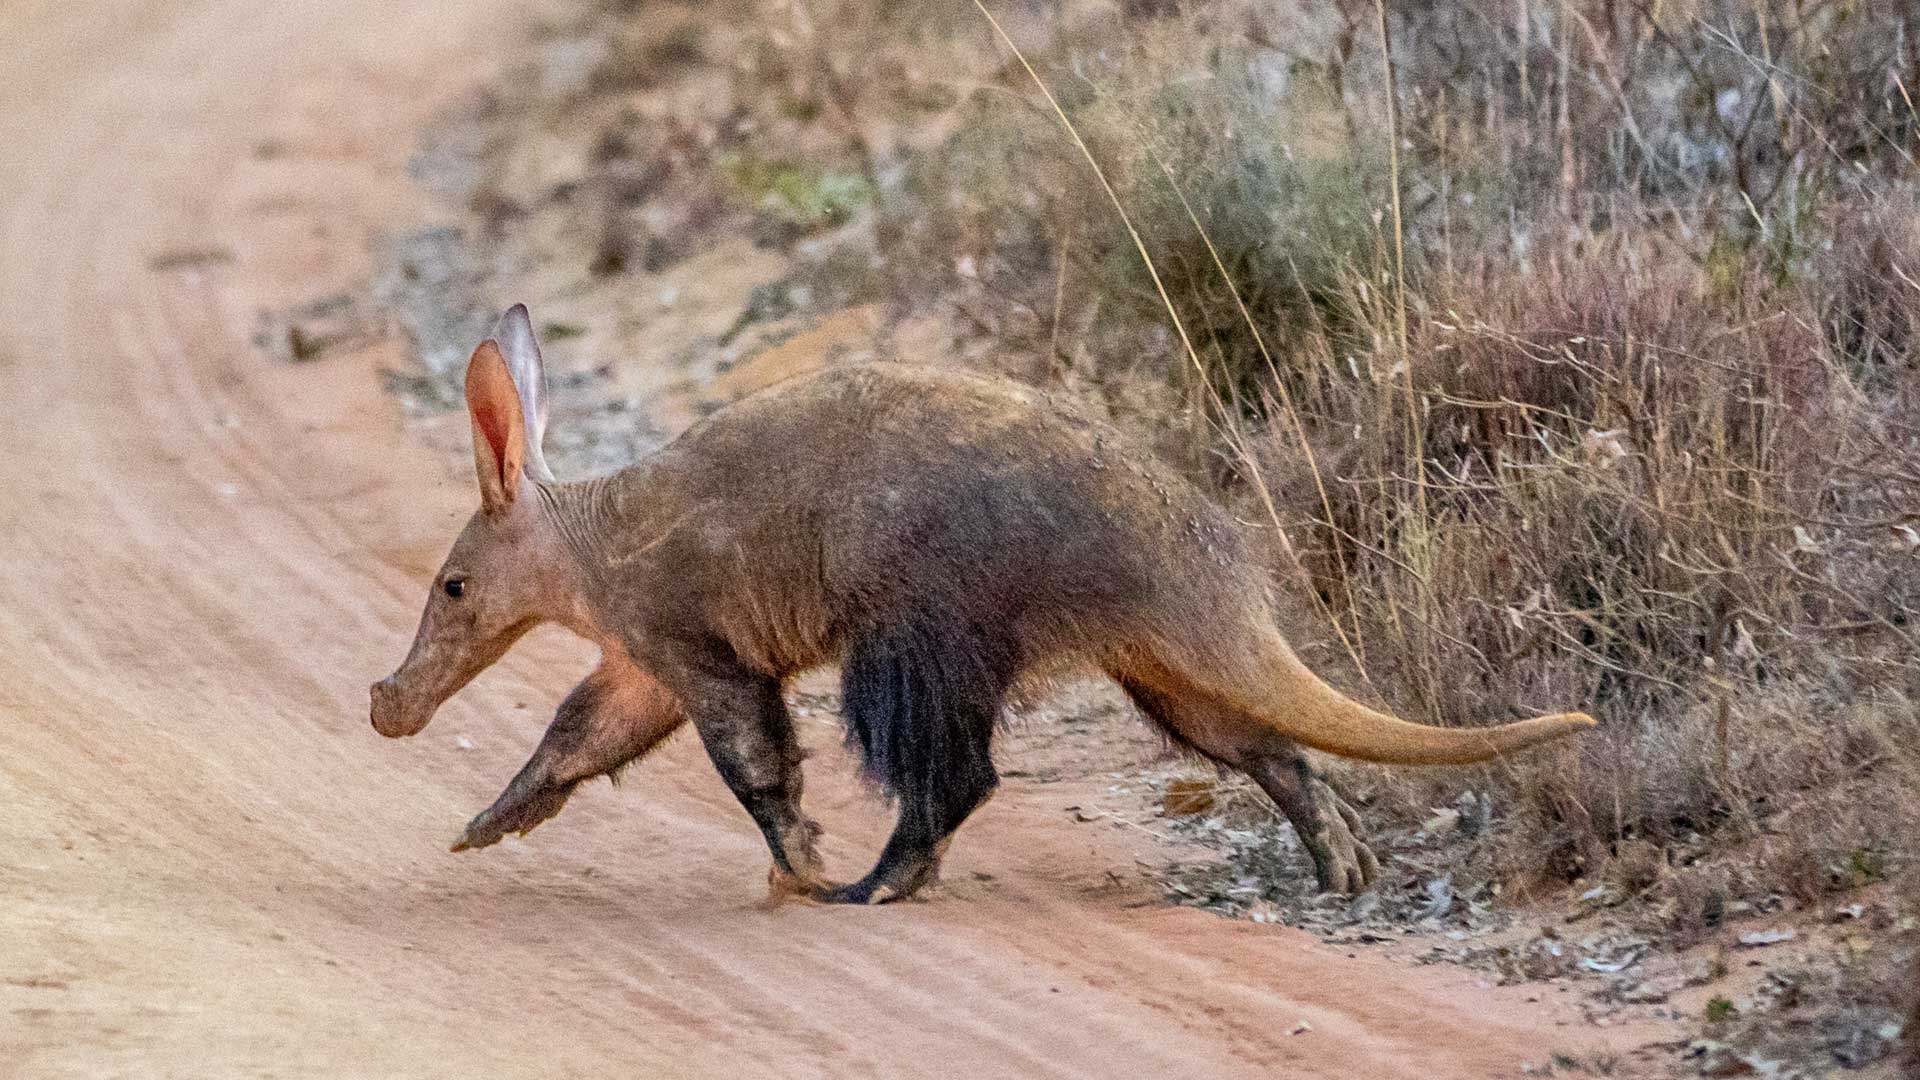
453 657 687 852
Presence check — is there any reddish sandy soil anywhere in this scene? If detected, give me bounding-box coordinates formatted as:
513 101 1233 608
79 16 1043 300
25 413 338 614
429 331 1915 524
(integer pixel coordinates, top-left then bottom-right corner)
0 1 1672 1076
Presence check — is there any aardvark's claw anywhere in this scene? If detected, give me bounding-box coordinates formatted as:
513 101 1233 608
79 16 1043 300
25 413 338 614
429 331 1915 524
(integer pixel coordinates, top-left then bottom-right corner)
450 782 573 853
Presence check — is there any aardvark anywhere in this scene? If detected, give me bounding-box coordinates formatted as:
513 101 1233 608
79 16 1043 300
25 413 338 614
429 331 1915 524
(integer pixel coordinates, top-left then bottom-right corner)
371 305 1596 903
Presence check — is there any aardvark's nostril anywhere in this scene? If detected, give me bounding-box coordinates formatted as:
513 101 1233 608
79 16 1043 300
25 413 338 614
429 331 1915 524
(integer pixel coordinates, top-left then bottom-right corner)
370 675 429 738
370 678 400 730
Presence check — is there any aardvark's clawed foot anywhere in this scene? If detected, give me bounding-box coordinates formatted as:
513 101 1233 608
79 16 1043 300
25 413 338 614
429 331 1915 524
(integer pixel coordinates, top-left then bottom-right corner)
762 817 840 902
1301 779 1379 895
807 852 939 905
766 863 842 903
812 879 902 905
451 781 575 852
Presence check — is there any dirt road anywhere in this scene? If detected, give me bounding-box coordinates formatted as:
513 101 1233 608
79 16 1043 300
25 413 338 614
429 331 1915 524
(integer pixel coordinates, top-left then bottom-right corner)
0 2 1657 1076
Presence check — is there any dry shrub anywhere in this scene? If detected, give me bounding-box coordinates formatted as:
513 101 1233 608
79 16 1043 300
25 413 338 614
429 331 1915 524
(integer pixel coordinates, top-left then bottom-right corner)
1259 232 1920 897
1347 0 1919 245
875 8 1385 430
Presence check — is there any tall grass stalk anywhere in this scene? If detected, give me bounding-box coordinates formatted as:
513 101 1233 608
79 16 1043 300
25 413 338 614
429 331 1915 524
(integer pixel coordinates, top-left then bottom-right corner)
1140 144 1373 682
967 0 1204 390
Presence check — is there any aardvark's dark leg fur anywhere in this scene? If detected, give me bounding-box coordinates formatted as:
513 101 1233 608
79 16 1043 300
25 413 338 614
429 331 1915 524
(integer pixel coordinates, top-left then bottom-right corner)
661 645 826 892
821 623 1011 904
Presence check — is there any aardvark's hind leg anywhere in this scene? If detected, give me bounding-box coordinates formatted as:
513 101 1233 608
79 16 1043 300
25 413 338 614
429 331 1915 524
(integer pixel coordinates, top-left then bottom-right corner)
1120 676 1379 894
1244 753 1379 894
454 659 688 852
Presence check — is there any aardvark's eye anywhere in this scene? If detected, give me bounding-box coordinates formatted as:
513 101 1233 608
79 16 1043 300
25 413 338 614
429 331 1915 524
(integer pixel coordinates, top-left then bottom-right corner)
443 578 466 599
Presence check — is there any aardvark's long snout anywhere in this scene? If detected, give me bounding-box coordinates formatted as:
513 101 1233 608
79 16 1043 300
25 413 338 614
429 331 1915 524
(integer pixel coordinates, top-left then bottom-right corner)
369 674 432 738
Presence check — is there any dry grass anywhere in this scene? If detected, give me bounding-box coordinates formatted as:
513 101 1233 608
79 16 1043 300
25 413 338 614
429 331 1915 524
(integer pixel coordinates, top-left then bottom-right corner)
795 0 1920 920
1310 235 1920 901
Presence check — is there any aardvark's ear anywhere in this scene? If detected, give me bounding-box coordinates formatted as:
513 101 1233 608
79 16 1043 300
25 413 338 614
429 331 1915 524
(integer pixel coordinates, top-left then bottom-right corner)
492 303 552 483
466 338 527 514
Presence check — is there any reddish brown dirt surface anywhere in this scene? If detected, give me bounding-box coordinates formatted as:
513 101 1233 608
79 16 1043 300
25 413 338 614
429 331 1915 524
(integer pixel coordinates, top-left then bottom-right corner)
0 1 1670 1076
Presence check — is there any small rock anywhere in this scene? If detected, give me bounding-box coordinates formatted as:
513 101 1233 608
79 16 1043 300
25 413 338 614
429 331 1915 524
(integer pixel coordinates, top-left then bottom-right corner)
1452 790 1492 837
1580 946 1643 974
1289 1021 1312 1036
1578 883 1624 909
1679 958 1723 989
1343 891 1382 923
1736 929 1795 948
1615 980 1669 1005
454 735 475 751
1688 1040 1761 1077
1514 934 1569 981
1831 1019 1897 1068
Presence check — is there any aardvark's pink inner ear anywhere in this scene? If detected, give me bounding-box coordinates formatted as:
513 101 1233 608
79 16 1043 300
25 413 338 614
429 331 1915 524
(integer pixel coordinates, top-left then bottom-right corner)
465 338 526 512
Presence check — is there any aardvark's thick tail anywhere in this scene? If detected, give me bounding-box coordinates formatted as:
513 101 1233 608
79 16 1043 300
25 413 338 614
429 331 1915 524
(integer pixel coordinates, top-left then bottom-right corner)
1220 633 1596 766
